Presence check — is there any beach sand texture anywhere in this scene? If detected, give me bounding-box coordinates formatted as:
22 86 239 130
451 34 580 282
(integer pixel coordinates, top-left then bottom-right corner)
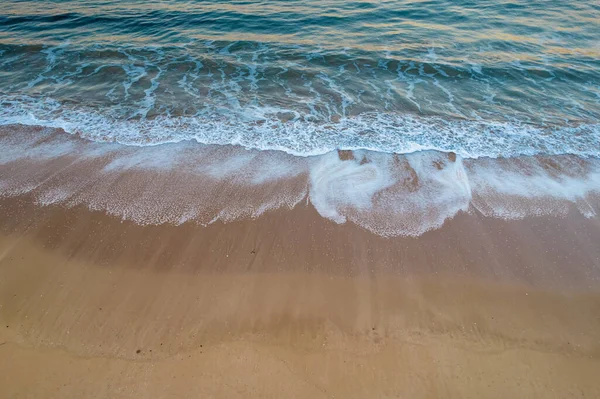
1 183 600 397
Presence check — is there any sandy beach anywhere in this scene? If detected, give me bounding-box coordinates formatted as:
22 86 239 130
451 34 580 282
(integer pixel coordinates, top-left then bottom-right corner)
1 184 600 397
2 0 600 395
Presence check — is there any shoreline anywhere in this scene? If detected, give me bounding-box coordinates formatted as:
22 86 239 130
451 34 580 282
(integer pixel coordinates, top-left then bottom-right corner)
2 124 600 237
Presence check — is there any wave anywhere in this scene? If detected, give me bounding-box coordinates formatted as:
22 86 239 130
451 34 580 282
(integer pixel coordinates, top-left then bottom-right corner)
2 2 599 163
1 96 599 158
1 125 599 237
1 38 598 159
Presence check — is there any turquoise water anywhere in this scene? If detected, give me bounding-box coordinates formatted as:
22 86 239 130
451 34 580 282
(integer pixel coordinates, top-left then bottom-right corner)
1 0 599 157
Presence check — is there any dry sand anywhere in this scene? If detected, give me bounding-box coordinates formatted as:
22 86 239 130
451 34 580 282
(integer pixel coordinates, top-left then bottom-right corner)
1 192 600 398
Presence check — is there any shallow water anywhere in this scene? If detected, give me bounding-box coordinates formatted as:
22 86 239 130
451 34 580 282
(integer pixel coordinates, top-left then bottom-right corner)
1 0 599 157
1 125 599 236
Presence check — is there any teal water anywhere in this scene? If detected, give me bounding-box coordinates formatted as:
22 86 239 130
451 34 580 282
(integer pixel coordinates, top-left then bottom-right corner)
0 0 599 157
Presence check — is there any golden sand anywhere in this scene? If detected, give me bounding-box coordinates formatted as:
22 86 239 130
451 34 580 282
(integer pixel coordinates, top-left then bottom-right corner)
1 194 600 398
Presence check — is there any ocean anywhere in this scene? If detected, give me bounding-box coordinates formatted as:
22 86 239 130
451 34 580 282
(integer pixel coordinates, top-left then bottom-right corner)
1 0 599 235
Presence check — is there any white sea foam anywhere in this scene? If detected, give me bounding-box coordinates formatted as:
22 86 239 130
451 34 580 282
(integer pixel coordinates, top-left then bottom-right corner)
0 126 599 236
1 95 599 159
309 150 472 236
309 151 396 223
467 157 600 219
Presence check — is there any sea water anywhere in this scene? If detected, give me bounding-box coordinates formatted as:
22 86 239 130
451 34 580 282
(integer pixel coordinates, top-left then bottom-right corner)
0 0 599 235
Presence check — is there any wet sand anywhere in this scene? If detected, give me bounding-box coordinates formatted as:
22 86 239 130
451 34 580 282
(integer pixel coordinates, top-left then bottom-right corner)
1 191 600 398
